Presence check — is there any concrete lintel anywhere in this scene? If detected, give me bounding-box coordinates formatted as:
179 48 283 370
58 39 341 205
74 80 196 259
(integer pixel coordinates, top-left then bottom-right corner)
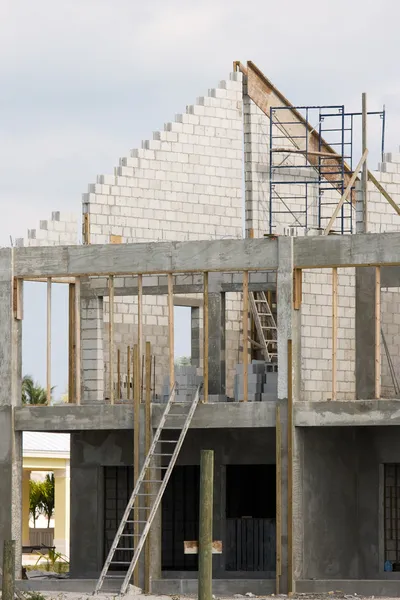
295 399 400 427
13 238 278 278
83 281 276 298
14 402 278 432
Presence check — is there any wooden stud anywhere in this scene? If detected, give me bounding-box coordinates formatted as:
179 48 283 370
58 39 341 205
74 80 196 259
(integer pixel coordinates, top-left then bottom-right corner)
137 274 143 400
133 343 140 586
75 277 81 405
375 266 381 399
293 268 302 310
109 275 114 405
198 449 214 600
144 341 152 593
287 339 293 594
117 349 121 400
127 346 131 400
332 268 338 401
168 273 174 392
83 212 90 245
13 277 23 320
362 93 368 232
68 284 76 404
2 540 16 600
275 404 282 594
242 271 249 402
46 278 52 404
203 273 209 403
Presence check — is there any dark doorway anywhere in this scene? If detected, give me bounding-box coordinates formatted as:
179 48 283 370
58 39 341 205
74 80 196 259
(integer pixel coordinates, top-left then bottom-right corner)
103 466 134 568
226 465 276 572
162 465 200 571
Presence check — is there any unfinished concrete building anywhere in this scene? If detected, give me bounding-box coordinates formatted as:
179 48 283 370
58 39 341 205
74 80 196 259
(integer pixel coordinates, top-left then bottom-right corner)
3 61 400 596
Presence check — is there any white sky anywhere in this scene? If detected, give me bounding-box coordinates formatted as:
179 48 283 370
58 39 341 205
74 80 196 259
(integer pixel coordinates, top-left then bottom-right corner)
2 0 400 395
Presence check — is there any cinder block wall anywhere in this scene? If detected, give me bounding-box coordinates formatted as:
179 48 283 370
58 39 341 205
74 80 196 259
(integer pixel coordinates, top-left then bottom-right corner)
82 72 244 400
14 211 78 247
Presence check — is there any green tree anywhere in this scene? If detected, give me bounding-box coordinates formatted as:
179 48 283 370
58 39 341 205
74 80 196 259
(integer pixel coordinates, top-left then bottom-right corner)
41 474 55 528
29 480 44 528
22 375 53 405
175 356 191 367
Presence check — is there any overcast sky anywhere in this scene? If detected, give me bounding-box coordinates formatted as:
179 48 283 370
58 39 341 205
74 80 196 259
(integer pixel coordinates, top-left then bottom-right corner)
2 0 400 396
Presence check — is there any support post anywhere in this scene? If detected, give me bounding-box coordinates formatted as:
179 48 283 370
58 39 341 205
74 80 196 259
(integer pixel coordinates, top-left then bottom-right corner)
203 273 209 403
133 343 140 586
127 346 131 401
46 277 52 403
108 276 114 404
117 349 121 400
332 267 338 401
68 284 76 404
75 278 81 405
137 274 143 393
168 273 174 392
287 339 293 594
242 271 249 402
375 266 381 399
199 450 214 600
2 540 15 600
144 341 152 593
276 405 282 594
362 92 368 232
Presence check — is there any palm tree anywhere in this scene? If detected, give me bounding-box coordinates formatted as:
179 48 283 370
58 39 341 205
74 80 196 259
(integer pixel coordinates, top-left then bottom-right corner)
22 375 51 405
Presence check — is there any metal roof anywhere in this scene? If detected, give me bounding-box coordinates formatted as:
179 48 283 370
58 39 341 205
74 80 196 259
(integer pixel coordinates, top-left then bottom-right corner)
23 432 70 455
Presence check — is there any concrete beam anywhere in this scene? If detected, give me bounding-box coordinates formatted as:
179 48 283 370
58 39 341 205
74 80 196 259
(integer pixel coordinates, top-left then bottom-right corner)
295 400 400 426
381 266 400 288
83 281 276 298
13 238 278 277
14 402 278 432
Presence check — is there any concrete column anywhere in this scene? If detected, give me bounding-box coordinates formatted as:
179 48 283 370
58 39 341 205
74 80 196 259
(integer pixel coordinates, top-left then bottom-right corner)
22 470 31 546
81 295 104 404
208 274 226 398
54 464 70 558
0 248 22 577
356 267 377 399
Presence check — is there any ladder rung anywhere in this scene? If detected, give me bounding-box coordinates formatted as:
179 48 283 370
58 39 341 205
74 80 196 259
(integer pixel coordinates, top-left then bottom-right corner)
110 561 131 565
153 453 173 456
125 520 147 523
142 479 163 483
159 440 179 443
104 575 125 579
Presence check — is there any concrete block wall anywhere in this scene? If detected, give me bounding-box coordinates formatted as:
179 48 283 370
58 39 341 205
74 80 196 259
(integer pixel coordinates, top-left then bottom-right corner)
14 211 78 247
83 73 244 399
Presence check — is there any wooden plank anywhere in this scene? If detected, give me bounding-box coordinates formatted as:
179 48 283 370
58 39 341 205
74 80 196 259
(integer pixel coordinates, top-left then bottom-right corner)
323 149 368 235
332 268 338 401
13 278 23 320
46 278 52 404
68 284 76 404
168 273 174 392
184 540 222 554
368 171 400 218
242 272 249 402
275 404 282 593
203 273 209 403
117 349 121 400
133 343 140 586
293 268 302 310
110 234 122 244
137 275 143 399
108 275 114 405
287 339 293 594
375 266 381 399
362 93 368 231
144 341 152 593
198 450 214 600
75 278 81 405
127 346 131 401
83 213 90 245
2 540 15 600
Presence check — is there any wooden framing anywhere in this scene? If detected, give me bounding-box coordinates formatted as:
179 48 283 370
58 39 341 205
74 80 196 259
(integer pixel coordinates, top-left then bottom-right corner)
127 346 131 401
83 212 90 245
375 266 381 399
68 283 76 404
13 277 23 320
242 271 249 402
108 275 114 405
332 268 338 401
137 275 143 398
287 339 293 594
117 349 121 400
203 273 209 403
133 343 140 586
75 277 81 405
144 341 152 593
362 93 368 231
46 278 52 404
293 268 302 310
275 403 282 594
168 273 174 392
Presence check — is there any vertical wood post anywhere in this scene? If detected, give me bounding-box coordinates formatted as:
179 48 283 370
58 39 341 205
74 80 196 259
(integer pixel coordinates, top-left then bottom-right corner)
287 339 293 594
127 346 131 400
137 274 143 398
199 449 214 600
275 404 282 594
68 283 76 404
362 92 368 232
108 275 114 404
332 267 338 401
46 278 52 403
168 273 174 393
75 277 81 405
203 273 209 403
2 540 15 600
375 266 381 399
117 349 121 400
242 272 249 402
144 341 152 593
133 343 140 586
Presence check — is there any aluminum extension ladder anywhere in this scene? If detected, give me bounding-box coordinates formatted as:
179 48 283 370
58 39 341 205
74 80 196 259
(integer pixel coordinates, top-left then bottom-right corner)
249 291 277 362
95 383 201 594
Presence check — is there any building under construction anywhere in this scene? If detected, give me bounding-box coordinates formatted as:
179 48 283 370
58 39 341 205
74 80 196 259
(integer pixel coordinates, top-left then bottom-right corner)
2 61 400 596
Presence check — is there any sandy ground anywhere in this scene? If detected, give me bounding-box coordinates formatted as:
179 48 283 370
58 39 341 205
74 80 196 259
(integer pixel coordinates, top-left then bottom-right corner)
12 592 398 600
